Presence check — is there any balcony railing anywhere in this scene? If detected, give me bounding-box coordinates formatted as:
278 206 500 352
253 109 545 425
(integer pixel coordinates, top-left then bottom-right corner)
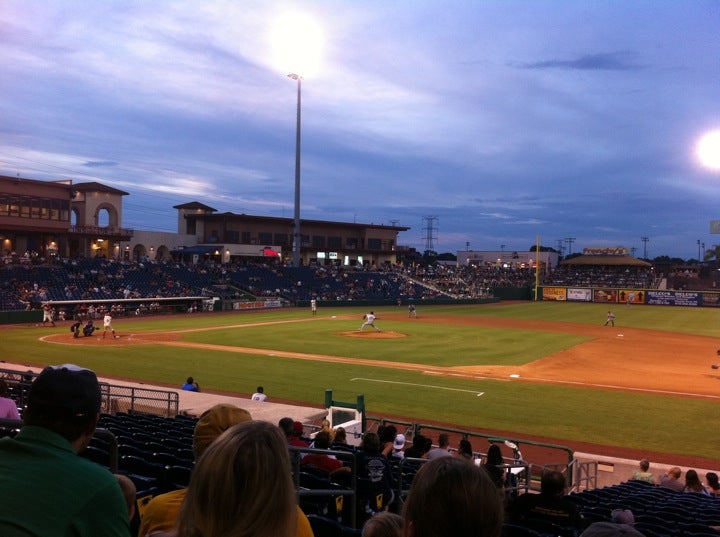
69 225 134 238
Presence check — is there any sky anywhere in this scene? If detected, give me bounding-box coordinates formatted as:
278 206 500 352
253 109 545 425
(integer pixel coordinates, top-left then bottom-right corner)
1 1 719 260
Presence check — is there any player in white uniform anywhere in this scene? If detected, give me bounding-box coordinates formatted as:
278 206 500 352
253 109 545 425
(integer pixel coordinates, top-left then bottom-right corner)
359 311 381 332
310 298 317 316
102 313 116 339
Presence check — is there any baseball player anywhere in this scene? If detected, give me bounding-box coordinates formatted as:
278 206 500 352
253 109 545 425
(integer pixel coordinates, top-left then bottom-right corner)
102 312 117 339
41 303 56 327
359 311 381 332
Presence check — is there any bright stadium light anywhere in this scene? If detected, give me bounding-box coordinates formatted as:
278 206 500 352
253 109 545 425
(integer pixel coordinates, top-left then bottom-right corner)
271 12 324 267
696 129 720 171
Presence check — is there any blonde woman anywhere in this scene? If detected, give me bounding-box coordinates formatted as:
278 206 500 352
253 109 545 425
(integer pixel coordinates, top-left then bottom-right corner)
176 420 298 537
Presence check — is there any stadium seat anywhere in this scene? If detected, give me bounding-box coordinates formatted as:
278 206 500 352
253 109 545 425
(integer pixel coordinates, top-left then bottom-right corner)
306 514 361 537
80 445 110 468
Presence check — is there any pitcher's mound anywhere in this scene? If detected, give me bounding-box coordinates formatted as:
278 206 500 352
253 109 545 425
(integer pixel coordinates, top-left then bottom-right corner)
341 331 407 339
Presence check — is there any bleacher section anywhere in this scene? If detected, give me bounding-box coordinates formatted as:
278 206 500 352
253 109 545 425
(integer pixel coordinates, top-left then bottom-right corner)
0 258 458 313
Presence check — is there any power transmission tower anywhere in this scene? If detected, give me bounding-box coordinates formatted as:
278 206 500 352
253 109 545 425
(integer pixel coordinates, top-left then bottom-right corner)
421 216 438 253
565 237 576 256
556 239 565 257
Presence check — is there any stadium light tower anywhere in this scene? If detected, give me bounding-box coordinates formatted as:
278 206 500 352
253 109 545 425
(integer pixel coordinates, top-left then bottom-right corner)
272 12 323 267
289 73 302 267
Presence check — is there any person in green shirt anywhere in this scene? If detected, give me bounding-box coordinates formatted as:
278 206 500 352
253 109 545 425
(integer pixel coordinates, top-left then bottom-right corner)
0 364 130 537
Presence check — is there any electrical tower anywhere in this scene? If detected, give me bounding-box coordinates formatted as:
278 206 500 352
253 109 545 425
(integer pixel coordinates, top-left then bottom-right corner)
556 239 565 257
421 216 438 253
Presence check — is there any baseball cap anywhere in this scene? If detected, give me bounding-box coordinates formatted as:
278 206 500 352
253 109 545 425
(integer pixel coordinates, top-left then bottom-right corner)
293 421 304 436
193 404 252 458
611 509 635 525
28 364 102 418
580 521 644 537
393 433 406 450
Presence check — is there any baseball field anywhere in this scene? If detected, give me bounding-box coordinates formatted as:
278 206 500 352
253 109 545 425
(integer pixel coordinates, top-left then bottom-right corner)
4 301 719 466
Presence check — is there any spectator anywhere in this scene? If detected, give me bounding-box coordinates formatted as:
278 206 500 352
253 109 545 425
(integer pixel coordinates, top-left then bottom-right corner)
317 418 335 442
301 430 350 478
659 467 684 492
181 377 200 392
0 379 20 419
401 456 503 537
378 424 398 456
483 444 506 489
0 364 130 536
362 511 403 537
139 404 253 537
289 421 310 449
357 431 395 512
251 386 267 402
684 469 708 494
390 433 406 459
455 438 474 461
508 470 583 530
426 433 452 459
331 426 350 450
175 421 300 537
115 473 137 520
279 416 295 439
630 459 654 483
580 509 644 537
404 433 429 459
706 472 720 496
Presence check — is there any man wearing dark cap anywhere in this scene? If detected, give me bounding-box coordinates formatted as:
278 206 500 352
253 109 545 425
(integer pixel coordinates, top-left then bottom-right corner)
0 364 130 536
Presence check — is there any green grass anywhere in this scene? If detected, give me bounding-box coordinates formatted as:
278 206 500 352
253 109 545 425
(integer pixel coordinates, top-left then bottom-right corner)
4 302 720 459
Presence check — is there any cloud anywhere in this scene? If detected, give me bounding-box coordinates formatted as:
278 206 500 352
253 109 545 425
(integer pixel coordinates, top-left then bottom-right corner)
517 52 642 71
83 161 118 168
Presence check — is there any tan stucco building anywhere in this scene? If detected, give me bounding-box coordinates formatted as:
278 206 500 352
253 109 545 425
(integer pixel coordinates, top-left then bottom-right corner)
0 175 409 267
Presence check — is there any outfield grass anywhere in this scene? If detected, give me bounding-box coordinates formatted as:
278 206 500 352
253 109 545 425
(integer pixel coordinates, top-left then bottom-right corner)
3 302 719 460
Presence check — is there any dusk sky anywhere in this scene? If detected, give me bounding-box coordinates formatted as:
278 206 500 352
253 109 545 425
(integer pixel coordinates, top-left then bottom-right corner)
1 1 719 260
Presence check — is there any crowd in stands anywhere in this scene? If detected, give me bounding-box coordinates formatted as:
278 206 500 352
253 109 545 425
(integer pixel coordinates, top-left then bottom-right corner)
2 366 720 536
0 257 540 312
4 253 714 314
542 265 657 289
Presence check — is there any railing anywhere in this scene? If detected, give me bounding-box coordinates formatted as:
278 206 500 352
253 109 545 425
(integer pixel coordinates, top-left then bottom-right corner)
0 368 179 418
289 445 359 527
68 225 134 238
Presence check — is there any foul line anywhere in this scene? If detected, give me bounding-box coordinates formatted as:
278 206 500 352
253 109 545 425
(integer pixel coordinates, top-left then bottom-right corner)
351 377 484 397
509 375 720 400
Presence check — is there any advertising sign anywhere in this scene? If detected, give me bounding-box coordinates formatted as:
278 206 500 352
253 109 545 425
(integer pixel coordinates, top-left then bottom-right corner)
593 289 617 303
542 287 567 301
646 291 700 306
567 288 592 302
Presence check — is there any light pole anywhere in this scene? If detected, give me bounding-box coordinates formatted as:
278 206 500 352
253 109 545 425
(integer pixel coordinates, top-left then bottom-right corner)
289 73 302 267
641 236 649 259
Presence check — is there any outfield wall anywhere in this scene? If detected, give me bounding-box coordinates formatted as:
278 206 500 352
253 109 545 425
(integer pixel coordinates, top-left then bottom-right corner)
539 287 720 307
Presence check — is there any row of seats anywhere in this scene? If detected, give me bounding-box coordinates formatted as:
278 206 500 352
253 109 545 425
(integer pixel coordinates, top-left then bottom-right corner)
568 480 720 537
